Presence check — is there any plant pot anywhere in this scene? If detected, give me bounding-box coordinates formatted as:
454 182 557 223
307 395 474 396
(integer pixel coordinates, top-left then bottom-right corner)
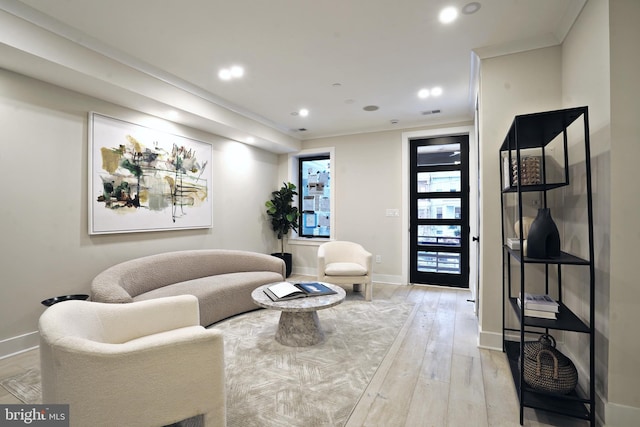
271 252 292 277
526 208 561 259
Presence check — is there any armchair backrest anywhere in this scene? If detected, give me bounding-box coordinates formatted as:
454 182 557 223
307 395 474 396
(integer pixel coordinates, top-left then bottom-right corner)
39 300 109 344
318 241 370 266
39 295 200 345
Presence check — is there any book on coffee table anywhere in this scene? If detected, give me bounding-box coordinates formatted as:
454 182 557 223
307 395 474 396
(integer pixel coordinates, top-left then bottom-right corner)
264 281 337 302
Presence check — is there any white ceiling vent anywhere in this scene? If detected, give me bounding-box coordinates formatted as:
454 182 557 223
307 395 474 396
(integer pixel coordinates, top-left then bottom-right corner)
421 109 442 115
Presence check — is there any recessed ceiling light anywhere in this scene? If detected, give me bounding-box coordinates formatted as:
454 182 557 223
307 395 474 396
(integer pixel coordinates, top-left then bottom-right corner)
218 69 232 80
462 2 481 15
363 105 379 111
439 6 458 24
418 89 430 99
230 65 244 78
218 65 244 81
299 108 309 117
431 86 443 96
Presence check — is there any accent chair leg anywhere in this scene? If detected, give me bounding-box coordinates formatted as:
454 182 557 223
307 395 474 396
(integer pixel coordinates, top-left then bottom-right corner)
365 281 373 301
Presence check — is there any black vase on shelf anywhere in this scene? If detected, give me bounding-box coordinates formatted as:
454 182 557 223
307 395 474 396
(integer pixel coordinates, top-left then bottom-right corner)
526 208 561 259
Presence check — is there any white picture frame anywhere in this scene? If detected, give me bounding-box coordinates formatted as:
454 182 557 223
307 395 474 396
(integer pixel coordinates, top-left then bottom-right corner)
88 112 212 234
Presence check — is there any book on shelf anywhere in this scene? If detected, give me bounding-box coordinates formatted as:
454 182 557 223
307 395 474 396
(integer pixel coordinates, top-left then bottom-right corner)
517 293 559 313
522 307 557 319
264 281 337 302
506 238 521 250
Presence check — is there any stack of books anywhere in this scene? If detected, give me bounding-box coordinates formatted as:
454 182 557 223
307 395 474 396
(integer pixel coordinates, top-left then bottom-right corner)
506 238 521 250
517 293 559 319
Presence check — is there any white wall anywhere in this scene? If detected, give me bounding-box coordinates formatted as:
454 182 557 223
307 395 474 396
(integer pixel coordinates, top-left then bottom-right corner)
607 0 640 418
288 130 406 283
0 69 280 357
479 0 640 422
283 122 475 286
478 45 563 348
561 0 612 419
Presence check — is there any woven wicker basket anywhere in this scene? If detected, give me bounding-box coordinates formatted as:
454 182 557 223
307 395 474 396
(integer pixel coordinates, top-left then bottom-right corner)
520 334 578 395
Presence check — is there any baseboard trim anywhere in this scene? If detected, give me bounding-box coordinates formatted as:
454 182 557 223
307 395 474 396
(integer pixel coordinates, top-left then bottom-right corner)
0 331 39 360
290 266 316 277
602 400 640 427
290 267 404 286
372 274 404 285
478 328 502 351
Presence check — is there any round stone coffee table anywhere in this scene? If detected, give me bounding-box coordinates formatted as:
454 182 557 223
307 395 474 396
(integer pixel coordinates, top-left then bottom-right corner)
251 283 346 347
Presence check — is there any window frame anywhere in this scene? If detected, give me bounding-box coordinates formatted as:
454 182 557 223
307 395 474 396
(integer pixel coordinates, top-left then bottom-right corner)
288 147 334 242
297 154 331 238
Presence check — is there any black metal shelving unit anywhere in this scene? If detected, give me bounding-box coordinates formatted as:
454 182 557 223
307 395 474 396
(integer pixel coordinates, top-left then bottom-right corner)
499 107 595 425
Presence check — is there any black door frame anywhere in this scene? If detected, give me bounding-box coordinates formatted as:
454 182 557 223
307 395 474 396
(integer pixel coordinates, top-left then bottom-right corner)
409 135 470 288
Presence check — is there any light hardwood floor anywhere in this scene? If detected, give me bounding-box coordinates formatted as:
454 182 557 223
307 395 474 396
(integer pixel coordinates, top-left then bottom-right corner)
0 282 590 426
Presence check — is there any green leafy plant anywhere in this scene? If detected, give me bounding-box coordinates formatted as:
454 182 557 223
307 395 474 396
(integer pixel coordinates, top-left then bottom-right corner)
265 182 300 254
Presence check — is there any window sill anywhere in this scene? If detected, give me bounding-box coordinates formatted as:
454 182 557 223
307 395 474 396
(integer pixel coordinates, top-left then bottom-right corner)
288 237 331 247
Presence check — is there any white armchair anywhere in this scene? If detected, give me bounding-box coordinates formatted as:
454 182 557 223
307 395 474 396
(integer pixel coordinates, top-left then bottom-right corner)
317 241 373 301
38 295 226 427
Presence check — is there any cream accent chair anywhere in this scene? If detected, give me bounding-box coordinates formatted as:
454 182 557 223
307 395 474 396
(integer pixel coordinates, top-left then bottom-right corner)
317 241 373 301
38 295 226 427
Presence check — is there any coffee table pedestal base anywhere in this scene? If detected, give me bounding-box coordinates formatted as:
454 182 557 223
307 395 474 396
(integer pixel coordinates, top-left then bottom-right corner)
276 311 324 347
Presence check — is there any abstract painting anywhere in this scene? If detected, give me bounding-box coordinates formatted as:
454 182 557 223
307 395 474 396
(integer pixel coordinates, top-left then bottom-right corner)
89 112 212 234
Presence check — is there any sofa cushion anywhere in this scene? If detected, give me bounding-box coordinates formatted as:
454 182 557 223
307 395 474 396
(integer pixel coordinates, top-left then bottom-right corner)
133 271 283 326
324 262 368 276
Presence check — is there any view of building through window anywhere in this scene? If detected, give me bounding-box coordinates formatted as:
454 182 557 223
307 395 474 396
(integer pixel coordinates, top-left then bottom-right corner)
417 171 462 247
416 147 463 275
298 155 330 238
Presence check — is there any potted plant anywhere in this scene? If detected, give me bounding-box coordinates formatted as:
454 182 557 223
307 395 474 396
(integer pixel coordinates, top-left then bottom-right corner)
265 182 300 277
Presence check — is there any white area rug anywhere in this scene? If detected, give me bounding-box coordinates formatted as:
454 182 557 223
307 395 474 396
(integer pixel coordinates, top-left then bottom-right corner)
1 300 414 427
215 300 415 427
0 368 41 404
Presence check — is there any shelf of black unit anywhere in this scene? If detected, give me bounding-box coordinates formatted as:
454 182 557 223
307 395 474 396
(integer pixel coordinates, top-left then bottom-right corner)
501 182 567 193
500 107 587 151
504 341 591 420
508 298 590 333
504 246 590 266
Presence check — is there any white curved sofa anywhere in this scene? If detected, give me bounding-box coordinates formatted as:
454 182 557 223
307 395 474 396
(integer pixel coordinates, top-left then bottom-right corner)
91 249 285 327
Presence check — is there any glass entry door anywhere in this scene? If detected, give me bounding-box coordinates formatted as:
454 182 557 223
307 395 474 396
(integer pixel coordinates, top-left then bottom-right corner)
410 135 469 287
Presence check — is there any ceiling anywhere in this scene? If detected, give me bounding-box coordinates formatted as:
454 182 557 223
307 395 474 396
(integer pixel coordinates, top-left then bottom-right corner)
0 0 586 150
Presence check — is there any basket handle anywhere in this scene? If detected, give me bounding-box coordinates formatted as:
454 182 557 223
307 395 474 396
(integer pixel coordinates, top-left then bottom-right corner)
536 349 559 379
538 333 556 348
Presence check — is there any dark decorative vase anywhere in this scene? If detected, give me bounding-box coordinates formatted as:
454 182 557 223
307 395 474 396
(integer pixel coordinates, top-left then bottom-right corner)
271 252 292 277
526 208 561 259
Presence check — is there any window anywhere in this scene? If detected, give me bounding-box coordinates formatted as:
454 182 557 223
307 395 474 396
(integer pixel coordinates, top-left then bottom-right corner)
298 155 331 238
